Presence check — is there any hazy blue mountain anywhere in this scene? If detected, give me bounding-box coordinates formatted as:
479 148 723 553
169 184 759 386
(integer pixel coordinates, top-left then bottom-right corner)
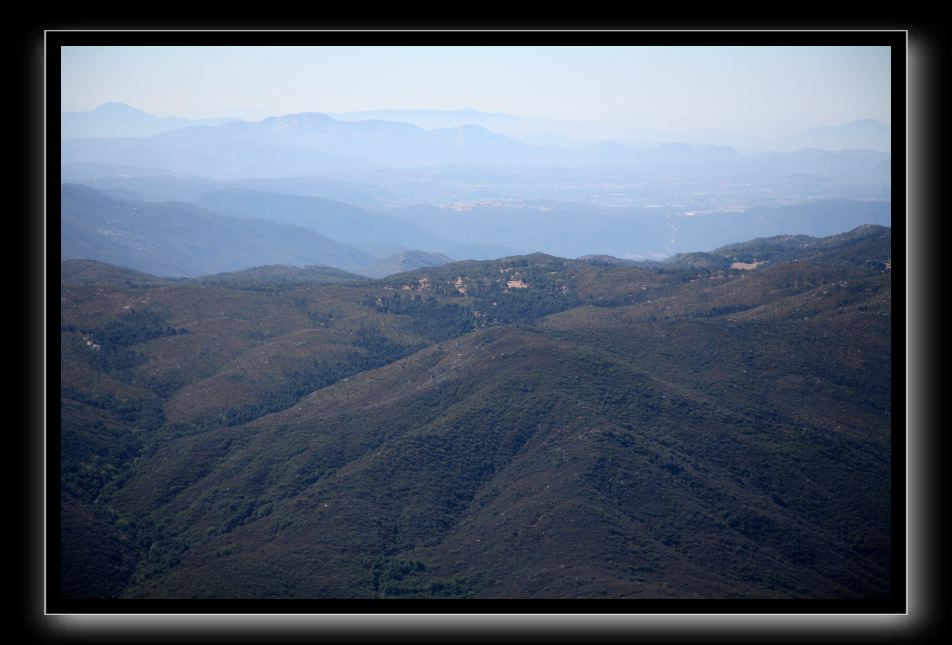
567 144 887 184
61 132 365 179
577 141 743 167
61 184 374 276
190 188 523 262
191 188 451 250
223 176 395 208
61 164 223 202
507 130 590 149
344 243 409 260
360 250 455 278
383 202 678 259
428 124 534 160
158 114 541 168
564 147 890 190
62 164 395 208
614 120 891 153
385 199 890 260
61 162 202 182
327 108 568 135
62 176 889 271
613 127 753 148
653 200 891 256
61 111 891 190
441 242 524 261
61 113 554 177
737 148 890 182
771 119 891 152
61 102 239 141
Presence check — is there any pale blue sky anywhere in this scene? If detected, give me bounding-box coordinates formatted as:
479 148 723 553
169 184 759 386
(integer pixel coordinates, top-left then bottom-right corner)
60 45 891 136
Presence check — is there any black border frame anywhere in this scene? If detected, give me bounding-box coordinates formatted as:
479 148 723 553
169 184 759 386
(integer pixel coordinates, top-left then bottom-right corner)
36 26 922 637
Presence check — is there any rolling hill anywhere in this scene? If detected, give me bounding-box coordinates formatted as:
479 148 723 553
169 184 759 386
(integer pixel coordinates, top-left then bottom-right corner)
190 188 449 251
61 184 375 276
58 226 893 600
360 250 456 279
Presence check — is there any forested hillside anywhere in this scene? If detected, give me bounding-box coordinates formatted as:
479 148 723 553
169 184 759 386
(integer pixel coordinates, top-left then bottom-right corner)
59 226 893 599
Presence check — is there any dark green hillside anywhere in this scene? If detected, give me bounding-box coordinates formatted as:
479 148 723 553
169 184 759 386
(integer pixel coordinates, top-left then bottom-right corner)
59 226 893 599
653 224 891 274
61 259 172 286
112 323 888 599
61 280 425 431
711 224 891 267
192 264 364 290
662 252 732 271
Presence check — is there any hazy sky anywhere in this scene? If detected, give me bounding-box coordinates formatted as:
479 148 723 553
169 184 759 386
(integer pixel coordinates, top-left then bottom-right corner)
61 45 891 136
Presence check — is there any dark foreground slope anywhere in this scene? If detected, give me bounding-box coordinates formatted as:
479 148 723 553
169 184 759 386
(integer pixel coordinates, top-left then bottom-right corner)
59 226 893 599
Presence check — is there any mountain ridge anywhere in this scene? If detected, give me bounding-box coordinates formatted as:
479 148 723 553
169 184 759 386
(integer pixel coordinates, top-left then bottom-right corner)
60 225 892 599
61 184 374 276
61 110 892 183
62 102 240 141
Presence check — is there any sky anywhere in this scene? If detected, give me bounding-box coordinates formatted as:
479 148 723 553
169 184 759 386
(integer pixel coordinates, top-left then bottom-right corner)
60 45 891 137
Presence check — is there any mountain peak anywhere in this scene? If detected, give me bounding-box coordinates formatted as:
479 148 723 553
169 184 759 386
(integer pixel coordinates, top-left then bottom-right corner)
842 118 889 128
263 112 336 124
92 102 151 116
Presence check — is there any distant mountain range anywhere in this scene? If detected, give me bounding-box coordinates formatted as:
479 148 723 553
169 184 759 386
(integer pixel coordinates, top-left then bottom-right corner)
58 105 893 280
61 106 892 182
60 182 891 273
190 188 449 251
60 164 397 209
327 110 596 149
61 102 240 141
771 119 891 152
63 103 891 156
61 112 548 177
327 107 573 136
57 102 897 604
61 183 374 276
382 199 891 260
324 110 891 152
616 119 891 153
61 184 465 278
